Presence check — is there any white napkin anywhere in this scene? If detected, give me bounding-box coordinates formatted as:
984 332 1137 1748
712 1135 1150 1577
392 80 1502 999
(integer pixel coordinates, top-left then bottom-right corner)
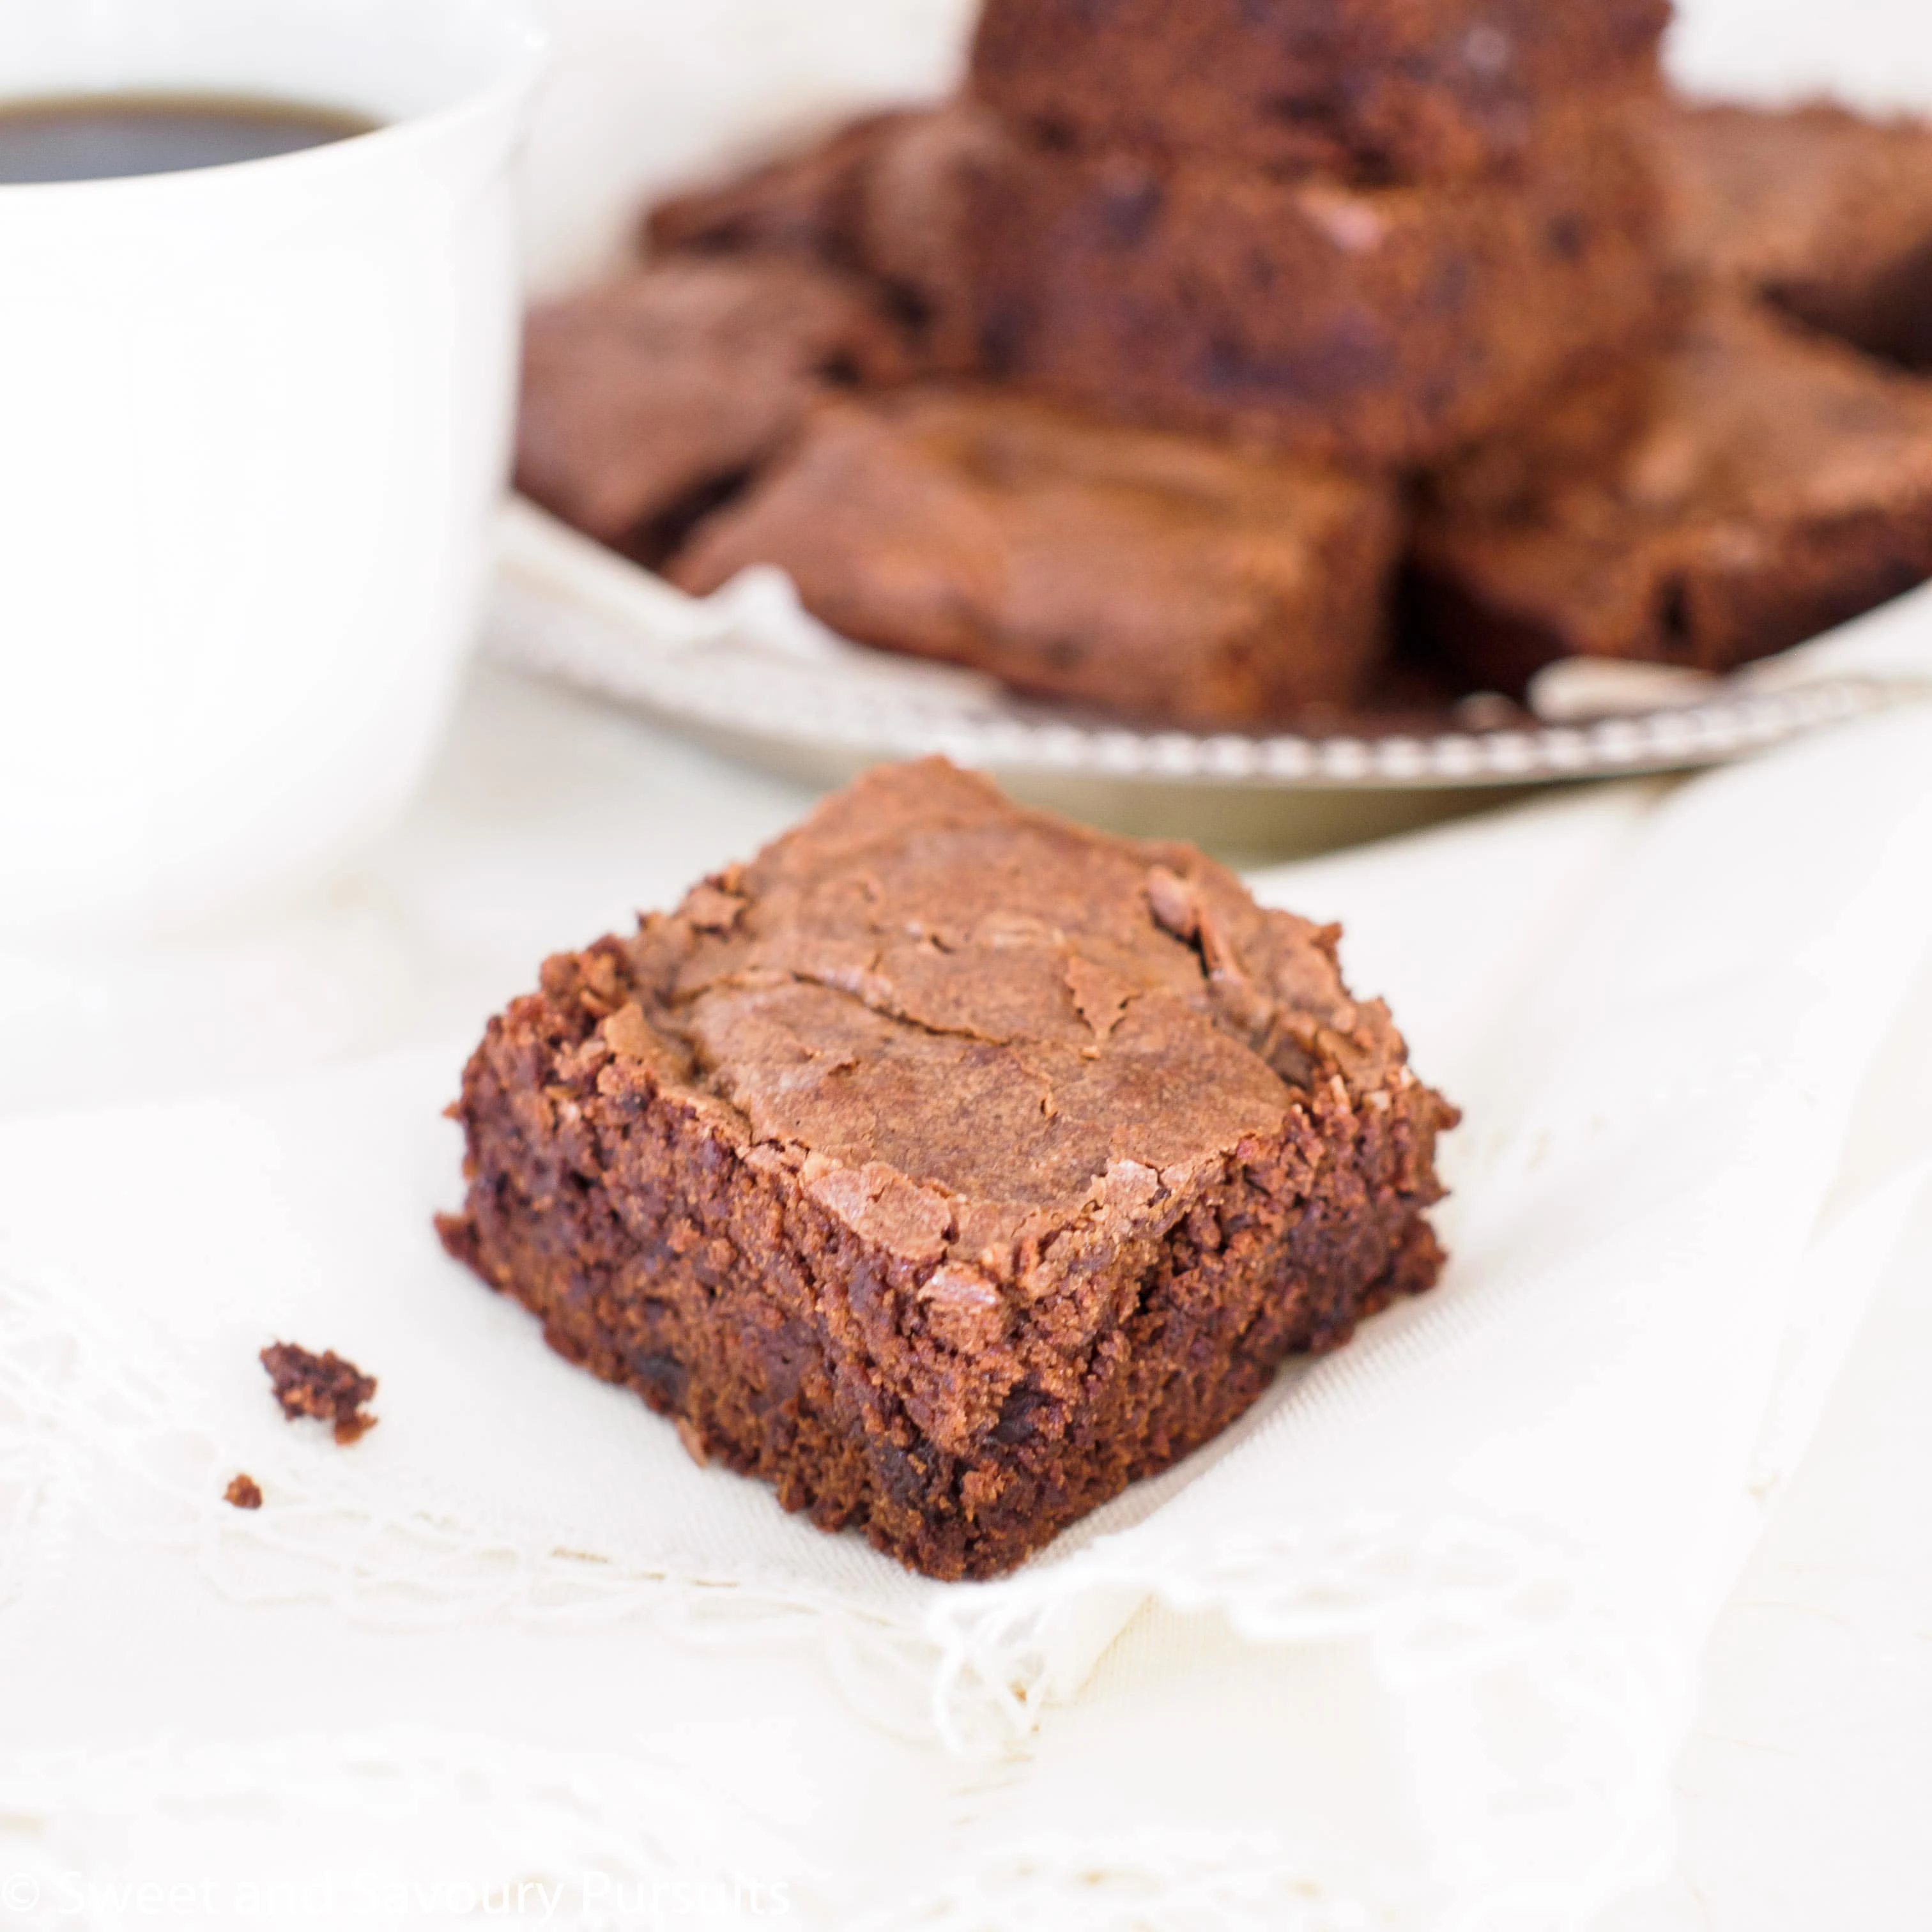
4 697 1932 1929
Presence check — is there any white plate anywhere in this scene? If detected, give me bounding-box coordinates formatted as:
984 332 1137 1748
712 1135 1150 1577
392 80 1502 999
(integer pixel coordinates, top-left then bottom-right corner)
486 499 1932 848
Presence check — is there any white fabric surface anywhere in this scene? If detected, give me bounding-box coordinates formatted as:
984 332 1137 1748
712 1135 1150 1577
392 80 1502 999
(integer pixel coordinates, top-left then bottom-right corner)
4 661 1932 1928
9 5 1932 1914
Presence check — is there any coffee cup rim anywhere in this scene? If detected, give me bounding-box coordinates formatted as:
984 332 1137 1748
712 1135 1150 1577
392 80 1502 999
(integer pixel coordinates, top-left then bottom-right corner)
0 0 549 199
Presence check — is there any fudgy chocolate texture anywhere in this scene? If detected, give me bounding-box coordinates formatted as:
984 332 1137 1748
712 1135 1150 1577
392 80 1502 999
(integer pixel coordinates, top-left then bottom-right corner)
1410 301 1932 690
1656 100 1932 371
647 107 1003 372
964 108 1671 466
668 389 1400 727
439 761 1455 1581
970 0 1669 183
515 258 910 556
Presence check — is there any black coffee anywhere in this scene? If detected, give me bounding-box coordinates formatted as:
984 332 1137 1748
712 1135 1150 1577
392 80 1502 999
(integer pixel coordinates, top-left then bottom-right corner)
0 92 376 185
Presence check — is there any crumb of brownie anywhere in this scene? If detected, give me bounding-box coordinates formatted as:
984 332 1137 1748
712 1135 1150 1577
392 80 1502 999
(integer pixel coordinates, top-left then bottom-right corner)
673 1416 710 1468
224 1473 264 1510
260 1342 379 1446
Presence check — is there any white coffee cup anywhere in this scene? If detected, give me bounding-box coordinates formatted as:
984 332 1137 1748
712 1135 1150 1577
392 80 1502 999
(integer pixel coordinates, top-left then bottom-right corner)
0 0 546 934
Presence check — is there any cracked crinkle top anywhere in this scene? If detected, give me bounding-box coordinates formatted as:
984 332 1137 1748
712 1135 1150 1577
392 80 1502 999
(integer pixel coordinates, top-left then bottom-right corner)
615 759 1418 1250
443 757 1453 1578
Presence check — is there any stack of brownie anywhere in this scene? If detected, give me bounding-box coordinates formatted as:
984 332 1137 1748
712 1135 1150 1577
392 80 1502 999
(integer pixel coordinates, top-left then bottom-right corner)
516 0 1932 729
958 0 1673 465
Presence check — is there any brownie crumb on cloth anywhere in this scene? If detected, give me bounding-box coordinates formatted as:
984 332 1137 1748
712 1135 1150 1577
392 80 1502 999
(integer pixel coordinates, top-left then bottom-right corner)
260 1342 378 1445
223 1473 264 1510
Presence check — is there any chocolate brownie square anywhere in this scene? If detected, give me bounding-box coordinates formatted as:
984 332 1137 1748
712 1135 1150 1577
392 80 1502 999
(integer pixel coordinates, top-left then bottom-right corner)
1655 98 1932 371
646 106 1000 372
970 0 1669 182
438 760 1456 1581
442 761 1453 1576
964 108 1671 466
666 388 1400 727
515 257 909 556
1410 301 1932 690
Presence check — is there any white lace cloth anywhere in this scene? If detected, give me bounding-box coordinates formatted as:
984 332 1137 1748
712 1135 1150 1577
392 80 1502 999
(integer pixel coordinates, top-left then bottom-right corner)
3 0 1929 1916
4 668 1932 1928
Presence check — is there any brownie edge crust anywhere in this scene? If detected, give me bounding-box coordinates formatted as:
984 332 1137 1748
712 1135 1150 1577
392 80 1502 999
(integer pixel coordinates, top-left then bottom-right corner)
438 761 1457 1580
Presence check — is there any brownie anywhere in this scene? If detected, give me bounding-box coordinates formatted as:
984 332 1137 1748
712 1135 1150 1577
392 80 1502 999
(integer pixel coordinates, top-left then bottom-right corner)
1655 99 1932 371
438 760 1456 1581
647 106 1001 372
666 388 1401 727
646 112 911 262
963 107 1672 466
1409 301 1932 691
1420 348 1664 522
515 257 910 556
261 1342 378 1445
970 0 1669 183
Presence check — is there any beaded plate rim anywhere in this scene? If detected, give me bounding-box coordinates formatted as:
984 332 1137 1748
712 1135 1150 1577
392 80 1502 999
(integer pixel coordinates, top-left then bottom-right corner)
485 498 1930 793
